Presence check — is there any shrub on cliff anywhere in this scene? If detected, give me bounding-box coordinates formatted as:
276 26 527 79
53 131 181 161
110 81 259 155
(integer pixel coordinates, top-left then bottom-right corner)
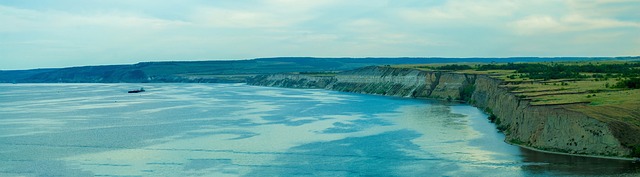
495 118 508 132
436 64 472 71
459 84 475 102
633 146 640 158
488 114 497 123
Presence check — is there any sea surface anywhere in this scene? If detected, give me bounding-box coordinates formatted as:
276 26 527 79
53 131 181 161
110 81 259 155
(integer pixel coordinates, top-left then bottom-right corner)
0 83 638 176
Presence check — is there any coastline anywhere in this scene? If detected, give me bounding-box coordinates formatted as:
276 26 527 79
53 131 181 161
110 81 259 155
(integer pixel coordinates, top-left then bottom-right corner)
248 82 640 161
252 82 640 161
507 141 639 161
246 67 639 160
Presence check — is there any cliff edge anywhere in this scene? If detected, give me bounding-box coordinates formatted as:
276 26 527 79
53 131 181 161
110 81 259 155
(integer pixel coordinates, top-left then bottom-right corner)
247 66 640 159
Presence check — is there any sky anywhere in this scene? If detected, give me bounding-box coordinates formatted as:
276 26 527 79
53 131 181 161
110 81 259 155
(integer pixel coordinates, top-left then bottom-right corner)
1 0 639 70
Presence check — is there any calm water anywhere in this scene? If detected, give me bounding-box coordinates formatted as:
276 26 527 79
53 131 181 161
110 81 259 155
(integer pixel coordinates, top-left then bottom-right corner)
0 83 638 176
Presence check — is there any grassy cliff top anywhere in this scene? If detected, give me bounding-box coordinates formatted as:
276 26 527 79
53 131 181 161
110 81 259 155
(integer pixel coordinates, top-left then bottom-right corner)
393 60 640 127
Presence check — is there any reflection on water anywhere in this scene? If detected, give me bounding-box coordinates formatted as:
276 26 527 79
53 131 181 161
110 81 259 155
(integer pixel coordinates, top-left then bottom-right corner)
0 83 638 176
520 148 640 176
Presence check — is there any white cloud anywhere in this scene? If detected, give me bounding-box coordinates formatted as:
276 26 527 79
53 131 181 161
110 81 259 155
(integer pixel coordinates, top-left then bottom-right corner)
396 0 520 24
0 5 188 32
189 7 308 29
190 7 285 28
264 0 337 12
565 0 640 18
509 9 640 35
509 0 640 35
0 0 638 69
509 15 563 35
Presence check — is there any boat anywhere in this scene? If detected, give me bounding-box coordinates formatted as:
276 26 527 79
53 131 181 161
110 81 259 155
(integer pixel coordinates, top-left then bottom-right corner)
128 87 145 93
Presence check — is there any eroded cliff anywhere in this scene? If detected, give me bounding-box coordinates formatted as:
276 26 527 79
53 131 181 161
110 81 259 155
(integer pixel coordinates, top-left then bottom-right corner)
247 66 639 158
471 76 631 156
248 66 473 99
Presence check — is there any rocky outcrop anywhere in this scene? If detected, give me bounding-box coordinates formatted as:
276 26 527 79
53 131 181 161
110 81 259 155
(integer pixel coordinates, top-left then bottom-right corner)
247 66 638 158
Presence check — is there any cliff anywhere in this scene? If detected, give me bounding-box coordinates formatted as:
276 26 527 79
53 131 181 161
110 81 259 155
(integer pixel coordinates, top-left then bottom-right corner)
247 66 639 158
471 76 633 157
248 66 474 100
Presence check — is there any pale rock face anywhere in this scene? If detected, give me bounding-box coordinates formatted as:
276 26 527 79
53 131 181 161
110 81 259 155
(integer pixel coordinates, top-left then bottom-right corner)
471 76 630 156
248 74 335 88
247 66 634 157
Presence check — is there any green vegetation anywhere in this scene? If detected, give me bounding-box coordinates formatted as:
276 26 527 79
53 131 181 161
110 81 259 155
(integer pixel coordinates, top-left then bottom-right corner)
299 71 339 77
485 107 507 132
633 146 640 158
462 62 640 80
435 64 473 71
488 113 497 123
509 139 526 145
495 117 508 132
484 108 506 132
459 84 475 102
614 77 640 89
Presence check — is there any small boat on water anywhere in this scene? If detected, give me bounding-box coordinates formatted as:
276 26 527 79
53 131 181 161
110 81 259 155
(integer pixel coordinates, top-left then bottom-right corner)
128 87 145 93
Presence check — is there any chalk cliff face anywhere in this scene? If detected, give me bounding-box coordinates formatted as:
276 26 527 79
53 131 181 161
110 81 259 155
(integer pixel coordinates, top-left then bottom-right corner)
248 74 336 89
248 66 472 99
247 66 637 158
471 76 630 156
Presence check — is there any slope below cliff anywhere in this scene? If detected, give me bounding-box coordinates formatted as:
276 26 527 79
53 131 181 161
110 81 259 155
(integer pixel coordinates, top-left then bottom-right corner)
247 66 639 159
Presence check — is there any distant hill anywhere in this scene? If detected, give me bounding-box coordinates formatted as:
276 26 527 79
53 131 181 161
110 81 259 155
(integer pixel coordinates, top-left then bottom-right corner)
1 57 637 83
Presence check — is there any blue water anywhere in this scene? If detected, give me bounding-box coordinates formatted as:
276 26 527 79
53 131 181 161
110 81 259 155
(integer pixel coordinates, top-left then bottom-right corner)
0 83 638 176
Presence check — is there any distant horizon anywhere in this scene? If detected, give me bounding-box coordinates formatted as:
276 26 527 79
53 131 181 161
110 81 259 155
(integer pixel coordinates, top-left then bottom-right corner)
2 55 639 71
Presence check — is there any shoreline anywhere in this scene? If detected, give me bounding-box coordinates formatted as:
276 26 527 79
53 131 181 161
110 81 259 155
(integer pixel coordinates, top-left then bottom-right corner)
248 78 640 162
250 83 640 161
384 92 640 161
507 140 639 162
343 88 640 162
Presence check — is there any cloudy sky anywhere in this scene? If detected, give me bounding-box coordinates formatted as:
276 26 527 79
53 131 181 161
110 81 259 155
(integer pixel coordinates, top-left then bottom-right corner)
1 0 639 70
